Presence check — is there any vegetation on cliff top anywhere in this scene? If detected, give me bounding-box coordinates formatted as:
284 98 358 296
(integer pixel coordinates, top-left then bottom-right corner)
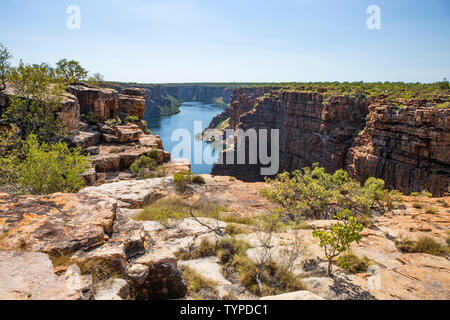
0 44 102 195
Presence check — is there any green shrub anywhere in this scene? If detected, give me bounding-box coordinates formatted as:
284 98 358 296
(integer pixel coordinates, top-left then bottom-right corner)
14 135 90 195
261 165 395 221
412 201 424 209
425 207 437 214
124 115 139 124
312 209 364 276
410 190 433 198
174 171 194 193
337 252 371 274
130 155 157 177
147 148 160 161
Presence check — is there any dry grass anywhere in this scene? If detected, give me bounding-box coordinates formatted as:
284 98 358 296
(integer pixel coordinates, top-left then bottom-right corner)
396 235 448 256
181 265 219 300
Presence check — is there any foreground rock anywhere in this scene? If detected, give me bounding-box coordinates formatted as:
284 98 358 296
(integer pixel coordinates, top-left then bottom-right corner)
0 192 187 300
0 251 92 300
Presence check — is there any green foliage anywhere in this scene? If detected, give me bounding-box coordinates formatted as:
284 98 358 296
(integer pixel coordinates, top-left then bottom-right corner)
312 209 364 276
0 43 12 92
410 190 433 198
87 72 104 87
337 252 372 274
55 59 88 84
124 115 139 124
4 61 66 141
130 155 158 177
13 135 90 195
425 207 437 214
261 165 395 221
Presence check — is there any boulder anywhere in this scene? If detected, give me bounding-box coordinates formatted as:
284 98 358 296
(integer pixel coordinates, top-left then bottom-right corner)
95 278 130 300
67 84 119 122
89 153 121 173
71 130 101 149
114 124 142 143
0 192 117 253
0 251 92 300
118 94 146 120
79 177 173 209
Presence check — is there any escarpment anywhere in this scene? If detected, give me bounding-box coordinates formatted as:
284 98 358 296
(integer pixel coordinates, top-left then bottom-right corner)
211 88 450 195
347 104 450 196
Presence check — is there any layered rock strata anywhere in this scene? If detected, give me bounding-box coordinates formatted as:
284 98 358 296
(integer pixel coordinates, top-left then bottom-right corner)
211 88 449 195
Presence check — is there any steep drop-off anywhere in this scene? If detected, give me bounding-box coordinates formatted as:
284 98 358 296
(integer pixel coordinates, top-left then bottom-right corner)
212 88 450 195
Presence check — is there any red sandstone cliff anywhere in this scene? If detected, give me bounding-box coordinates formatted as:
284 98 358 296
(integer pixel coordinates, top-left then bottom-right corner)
212 88 449 195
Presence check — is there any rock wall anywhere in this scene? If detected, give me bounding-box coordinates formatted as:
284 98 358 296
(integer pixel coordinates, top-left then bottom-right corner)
347 105 450 196
212 88 450 195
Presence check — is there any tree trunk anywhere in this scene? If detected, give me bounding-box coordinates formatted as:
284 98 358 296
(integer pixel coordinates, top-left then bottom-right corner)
327 260 333 276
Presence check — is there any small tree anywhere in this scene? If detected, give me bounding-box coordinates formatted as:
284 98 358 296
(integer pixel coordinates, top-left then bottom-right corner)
87 72 105 87
0 43 12 92
312 209 364 276
4 61 66 141
55 59 88 84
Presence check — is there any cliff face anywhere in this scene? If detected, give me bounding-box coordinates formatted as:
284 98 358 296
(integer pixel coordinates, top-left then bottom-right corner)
212 88 450 195
347 105 450 196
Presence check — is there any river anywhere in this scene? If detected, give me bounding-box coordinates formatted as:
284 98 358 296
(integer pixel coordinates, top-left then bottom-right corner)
145 102 225 174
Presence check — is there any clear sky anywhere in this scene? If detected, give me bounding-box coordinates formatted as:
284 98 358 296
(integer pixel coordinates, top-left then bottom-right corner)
0 0 449 83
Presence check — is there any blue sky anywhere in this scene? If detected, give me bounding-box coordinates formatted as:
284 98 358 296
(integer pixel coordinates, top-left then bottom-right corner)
0 0 449 83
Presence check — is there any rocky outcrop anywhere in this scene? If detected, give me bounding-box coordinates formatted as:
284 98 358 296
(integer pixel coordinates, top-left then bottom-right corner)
346 105 450 196
118 88 147 120
0 191 187 300
212 90 370 181
0 82 81 132
67 84 119 122
211 87 449 195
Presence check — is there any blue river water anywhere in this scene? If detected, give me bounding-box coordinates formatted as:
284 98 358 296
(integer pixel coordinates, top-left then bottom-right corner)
145 102 225 174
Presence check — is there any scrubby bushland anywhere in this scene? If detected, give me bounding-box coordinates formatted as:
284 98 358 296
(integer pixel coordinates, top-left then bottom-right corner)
5 135 90 195
129 148 165 178
261 165 398 221
0 43 12 92
313 209 364 276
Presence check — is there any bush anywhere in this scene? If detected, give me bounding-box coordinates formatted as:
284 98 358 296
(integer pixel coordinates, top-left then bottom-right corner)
425 207 437 214
337 252 371 274
174 171 194 193
13 135 90 195
312 209 364 276
410 190 433 198
4 61 66 141
130 155 157 177
124 115 139 124
261 165 395 221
